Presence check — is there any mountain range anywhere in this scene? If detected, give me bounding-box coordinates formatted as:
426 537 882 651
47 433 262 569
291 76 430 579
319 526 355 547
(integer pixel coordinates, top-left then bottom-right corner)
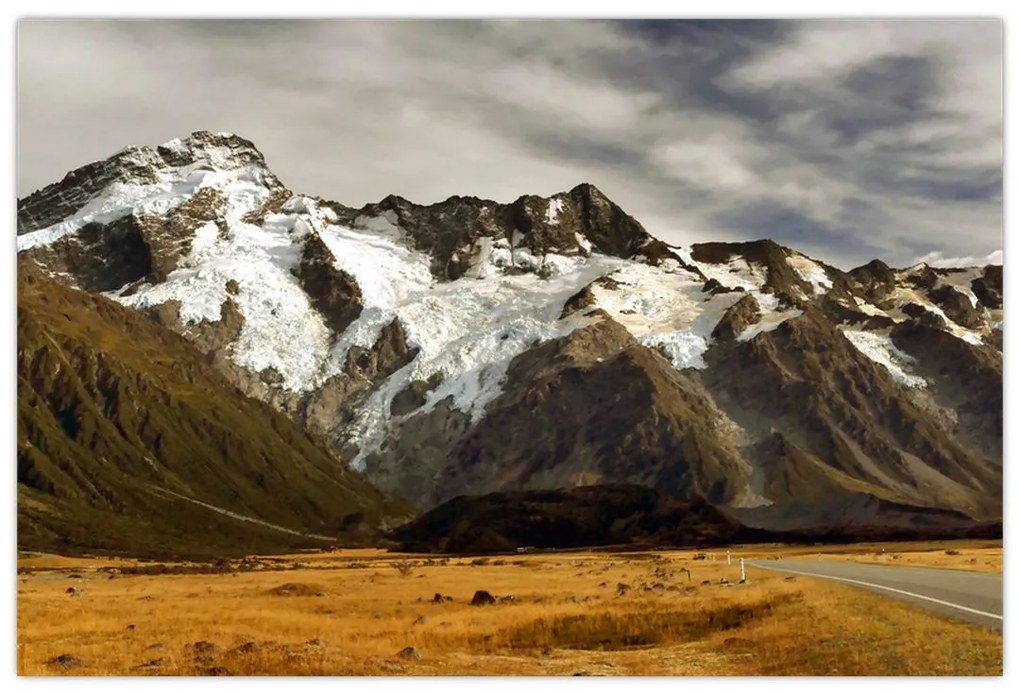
16 131 1003 553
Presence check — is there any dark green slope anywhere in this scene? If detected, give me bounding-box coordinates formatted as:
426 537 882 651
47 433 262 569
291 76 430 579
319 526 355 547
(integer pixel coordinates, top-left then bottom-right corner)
17 265 410 559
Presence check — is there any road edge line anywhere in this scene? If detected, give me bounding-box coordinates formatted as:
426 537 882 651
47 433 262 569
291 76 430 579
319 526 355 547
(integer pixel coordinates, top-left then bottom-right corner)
748 562 1003 621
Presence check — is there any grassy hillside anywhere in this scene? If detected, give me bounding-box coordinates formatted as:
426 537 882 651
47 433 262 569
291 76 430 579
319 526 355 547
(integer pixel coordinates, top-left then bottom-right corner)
17 264 411 559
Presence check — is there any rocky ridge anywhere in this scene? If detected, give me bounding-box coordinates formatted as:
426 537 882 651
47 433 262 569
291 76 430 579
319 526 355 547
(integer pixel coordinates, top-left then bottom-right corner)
17 131 1003 533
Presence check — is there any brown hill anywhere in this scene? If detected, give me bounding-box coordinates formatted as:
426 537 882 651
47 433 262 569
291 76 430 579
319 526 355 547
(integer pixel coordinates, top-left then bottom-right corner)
17 262 410 559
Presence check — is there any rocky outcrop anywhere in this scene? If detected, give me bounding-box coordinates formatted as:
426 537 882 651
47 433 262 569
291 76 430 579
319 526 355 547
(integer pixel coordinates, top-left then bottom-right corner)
214 316 420 457
293 234 363 337
972 265 1003 309
241 187 295 226
136 188 226 282
20 215 154 292
559 276 620 319
711 294 761 341
928 285 985 329
359 397 473 501
390 373 444 417
564 183 678 264
847 259 898 303
902 264 940 291
146 295 246 357
19 188 224 292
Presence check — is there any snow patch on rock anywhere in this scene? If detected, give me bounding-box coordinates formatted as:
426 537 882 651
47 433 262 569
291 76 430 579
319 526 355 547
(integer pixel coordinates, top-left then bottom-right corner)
591 263 744 370
114 202 332 390
18 153 272 252
737 305 803 341
546 197 564 226
885 285 985 345
786 253 832 296
336 244 625 467
574 232 593 254
840 329 927 388
670 245 767 292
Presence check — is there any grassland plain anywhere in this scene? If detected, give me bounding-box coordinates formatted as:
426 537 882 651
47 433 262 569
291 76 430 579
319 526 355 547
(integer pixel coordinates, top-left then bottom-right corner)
17 540 1002 676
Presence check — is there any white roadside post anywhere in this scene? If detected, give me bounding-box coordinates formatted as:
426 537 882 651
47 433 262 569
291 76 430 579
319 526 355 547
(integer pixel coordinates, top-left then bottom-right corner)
739 558 746 583
727 550 731 566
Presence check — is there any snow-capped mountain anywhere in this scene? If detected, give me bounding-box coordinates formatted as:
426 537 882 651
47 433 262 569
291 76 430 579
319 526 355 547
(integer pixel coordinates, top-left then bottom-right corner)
17 131 1002 531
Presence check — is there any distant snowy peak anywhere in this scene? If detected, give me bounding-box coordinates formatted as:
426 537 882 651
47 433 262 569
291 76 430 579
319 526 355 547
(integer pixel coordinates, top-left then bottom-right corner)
17 131 284 240
681 238 845 305
17 130 1001 391
18 130 680 284
333 181 689 282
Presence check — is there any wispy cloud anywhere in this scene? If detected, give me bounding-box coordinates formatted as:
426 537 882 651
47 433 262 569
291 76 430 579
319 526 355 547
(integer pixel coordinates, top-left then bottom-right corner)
913 249 1002 268
17 19 1002 268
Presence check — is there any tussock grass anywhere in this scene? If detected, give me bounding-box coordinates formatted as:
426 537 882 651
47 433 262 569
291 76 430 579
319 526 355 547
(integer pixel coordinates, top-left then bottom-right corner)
265 582 325 597
18 543 1001 676
498 595 793 651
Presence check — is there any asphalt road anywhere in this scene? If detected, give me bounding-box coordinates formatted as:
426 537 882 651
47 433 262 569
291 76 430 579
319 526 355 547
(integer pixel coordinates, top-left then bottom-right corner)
748 559 1003 631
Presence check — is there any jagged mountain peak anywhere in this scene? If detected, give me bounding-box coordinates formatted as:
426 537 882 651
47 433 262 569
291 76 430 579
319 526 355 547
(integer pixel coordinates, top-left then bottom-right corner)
328 180 683 281
850 258 895 275
17 130 284 241
109 130 270 169
568 181 605 196
152 130 273 172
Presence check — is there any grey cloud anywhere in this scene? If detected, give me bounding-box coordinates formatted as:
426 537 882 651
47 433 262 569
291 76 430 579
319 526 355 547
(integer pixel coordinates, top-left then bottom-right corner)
711 199 891 263
17 18 1002 269
913 249 1002 268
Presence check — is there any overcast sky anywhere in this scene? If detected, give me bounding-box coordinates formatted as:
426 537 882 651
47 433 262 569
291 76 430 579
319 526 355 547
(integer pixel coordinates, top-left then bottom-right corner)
17 19 1002 269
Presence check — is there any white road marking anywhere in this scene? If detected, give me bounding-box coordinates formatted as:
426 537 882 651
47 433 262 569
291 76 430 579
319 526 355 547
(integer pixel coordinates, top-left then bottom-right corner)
749 562 1003 621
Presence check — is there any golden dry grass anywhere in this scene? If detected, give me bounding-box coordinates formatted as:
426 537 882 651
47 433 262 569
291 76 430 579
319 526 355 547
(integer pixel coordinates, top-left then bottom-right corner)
17 542 1002 676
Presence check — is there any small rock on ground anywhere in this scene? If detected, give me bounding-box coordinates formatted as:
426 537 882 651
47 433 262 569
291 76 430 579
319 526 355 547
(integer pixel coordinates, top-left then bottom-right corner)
397 646 421 659
189 641 220 655
46 654 82 670
470 590 497 606
133 658 169 670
